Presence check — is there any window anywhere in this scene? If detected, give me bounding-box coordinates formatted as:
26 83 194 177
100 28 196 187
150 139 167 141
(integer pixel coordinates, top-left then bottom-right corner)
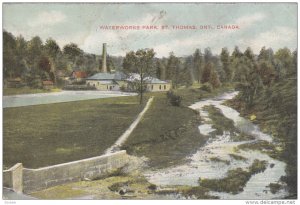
164 85 166 90
151 85 154 90
159 85 161 90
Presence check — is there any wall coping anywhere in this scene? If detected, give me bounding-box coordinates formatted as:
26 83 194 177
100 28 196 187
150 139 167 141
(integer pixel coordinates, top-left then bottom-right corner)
5 150 127 172
3 163 23 173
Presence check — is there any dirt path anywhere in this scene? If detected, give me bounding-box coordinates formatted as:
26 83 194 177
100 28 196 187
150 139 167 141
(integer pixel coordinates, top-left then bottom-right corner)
105 96 154 154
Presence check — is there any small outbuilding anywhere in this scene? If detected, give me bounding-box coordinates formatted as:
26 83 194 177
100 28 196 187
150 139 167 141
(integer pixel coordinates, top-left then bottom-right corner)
42 80 54 90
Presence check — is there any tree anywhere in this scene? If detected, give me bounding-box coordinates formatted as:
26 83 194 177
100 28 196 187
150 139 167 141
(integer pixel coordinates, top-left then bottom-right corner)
166 52 182 88
209 69 221 88
39 55 52 73
45 38 61 85
123 48 156 104
123 51 137 73
156 60 167 80
257 60 276 86
220 47 231 82
26 36 43 66
63 43 83 62
204 47 213 63
106 55 115 72
244 47 255 62
231 46 243 59
3 31 17 78
45 38 61 59
232 56 253 82
274 48 293 76
193 49 204 83
201 62 213 84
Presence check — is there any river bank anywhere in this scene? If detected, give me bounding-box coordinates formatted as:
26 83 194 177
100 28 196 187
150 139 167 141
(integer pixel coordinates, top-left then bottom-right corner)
225 80 297 199
144 91 288 199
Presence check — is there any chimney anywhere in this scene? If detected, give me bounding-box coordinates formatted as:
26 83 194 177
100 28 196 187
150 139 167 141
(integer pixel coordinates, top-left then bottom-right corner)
101 43 107 73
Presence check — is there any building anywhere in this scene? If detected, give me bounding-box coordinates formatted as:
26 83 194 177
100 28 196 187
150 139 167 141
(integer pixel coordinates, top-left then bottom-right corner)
86 72 127 91
42 80 54 90
5 77 22 88
70 71 87 83
126 74 171 92
86 72 171 92
146 78 171 92
86 43 171 92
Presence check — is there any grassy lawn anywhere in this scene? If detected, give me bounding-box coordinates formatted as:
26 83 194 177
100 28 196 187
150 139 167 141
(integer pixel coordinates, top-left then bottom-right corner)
3 87 61 96
122 85 234 168
3 95 145 169
4 84 233 170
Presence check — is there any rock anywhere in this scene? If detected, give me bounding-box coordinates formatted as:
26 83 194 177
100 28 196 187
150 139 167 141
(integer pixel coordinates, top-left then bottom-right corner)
119 188 126 195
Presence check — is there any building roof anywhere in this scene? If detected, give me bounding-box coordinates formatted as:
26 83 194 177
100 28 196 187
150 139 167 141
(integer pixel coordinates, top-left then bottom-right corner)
87 71 127 81
147 78 169 84
126 73 169 84
87 73 115 80
42 80 54 85
114 71 127 80
72 71 87 78
87 72 169 84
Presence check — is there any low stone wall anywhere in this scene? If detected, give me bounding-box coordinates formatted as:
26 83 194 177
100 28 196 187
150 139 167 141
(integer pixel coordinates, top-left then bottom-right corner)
3 163 23 193
4 150 129 194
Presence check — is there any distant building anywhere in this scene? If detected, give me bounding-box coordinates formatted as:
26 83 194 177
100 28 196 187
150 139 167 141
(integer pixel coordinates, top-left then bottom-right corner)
86 43 171 92
126 74 171 92
42 80 54 90
86 72 127 91
6 77 22 88
86 72 171 92
146 78 171 92
70 71 87 83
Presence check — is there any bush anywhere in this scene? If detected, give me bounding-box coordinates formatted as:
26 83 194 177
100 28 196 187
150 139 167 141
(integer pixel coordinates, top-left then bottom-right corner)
148 184 157 191
120 85 126 92
200 83 212 93
166 91 182 106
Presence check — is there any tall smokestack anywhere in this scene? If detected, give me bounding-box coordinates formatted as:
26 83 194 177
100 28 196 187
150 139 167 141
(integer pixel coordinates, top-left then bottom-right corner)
101 43 107 73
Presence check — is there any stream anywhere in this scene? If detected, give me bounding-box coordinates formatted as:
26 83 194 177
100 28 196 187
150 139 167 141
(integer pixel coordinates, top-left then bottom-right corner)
144 91 288 199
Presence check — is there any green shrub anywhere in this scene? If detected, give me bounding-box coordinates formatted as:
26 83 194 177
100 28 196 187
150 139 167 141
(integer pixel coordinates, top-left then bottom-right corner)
166 91 182 106
200 83 213 93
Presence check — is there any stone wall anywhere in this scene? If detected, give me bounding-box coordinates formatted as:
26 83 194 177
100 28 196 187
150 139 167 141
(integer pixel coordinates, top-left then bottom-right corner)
4 150 129 194
3 163 23 193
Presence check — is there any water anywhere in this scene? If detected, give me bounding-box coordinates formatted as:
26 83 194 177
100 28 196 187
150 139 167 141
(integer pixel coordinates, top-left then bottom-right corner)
3 91 137 108
144 91 287 199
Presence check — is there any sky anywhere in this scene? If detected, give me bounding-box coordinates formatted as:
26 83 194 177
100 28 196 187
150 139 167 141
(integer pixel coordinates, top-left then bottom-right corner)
3 3 298 57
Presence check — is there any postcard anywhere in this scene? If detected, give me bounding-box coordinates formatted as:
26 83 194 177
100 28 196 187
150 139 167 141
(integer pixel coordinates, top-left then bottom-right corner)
2 2 298 202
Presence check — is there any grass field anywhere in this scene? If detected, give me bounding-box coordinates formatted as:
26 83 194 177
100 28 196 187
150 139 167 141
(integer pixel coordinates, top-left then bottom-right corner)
3 87 61 96
4 84 233 169
3 95 146 169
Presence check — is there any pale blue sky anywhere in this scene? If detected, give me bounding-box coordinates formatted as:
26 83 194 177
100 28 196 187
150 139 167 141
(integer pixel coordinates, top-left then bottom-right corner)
3 3 297 57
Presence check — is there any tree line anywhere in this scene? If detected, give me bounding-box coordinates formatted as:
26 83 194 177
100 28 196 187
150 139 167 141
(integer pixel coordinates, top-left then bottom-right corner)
3 31 120 88
4 30 297 100
123 45 296 96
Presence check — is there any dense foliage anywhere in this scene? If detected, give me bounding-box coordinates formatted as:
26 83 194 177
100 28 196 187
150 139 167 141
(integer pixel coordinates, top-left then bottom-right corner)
228 47 297 198
3 31 121 88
